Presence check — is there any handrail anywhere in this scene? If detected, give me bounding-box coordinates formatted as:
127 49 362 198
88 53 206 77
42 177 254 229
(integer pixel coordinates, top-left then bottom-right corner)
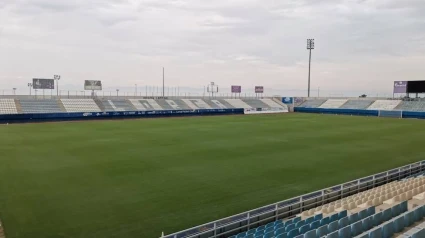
163 160 425 238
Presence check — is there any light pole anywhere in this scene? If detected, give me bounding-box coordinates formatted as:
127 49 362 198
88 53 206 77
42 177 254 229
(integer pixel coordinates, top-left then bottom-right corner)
135 84 137 96
116 89 119 97
13 88 17 96
28 83 33 95
54 75 61 97
307 39 315 97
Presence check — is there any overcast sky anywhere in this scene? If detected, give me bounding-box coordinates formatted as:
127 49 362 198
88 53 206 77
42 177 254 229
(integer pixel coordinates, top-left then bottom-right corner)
0 0 424 96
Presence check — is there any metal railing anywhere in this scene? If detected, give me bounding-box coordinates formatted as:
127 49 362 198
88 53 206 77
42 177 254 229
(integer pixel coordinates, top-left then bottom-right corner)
163 160 425 238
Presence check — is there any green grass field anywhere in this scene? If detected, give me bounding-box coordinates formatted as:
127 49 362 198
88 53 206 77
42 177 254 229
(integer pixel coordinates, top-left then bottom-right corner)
1 113 425 238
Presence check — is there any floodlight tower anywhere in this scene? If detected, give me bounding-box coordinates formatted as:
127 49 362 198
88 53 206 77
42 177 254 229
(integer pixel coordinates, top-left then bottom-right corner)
54 75 61 96
307 39 315 97
28 83 33 95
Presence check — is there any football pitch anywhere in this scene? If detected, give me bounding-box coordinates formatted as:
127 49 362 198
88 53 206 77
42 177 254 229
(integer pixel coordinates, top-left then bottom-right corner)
1 113 425 238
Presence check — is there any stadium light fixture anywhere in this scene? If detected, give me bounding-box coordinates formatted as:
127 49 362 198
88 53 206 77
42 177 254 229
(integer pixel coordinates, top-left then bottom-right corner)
116 89 119 97
13 88 17 96
307 39 315 97
27 83 33 96
54 75 61 97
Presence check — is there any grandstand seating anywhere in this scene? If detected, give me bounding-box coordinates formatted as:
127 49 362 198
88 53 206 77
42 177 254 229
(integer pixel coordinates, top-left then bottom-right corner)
99 99 135 112
203 99 230 109
20 99 63 114
182 99 213 109
297 99 327 108
129 99 163 110
61 99 101 112
0 99 18 114
242 99 271 109
395 101 425 112
339 100 375 110
367 100 401 110
224 99 253 109
319 99 348 109
230 174 425 238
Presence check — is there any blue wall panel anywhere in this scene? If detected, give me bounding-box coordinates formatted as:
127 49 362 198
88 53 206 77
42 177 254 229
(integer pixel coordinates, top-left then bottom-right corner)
294 107 379 116
0 109 244 124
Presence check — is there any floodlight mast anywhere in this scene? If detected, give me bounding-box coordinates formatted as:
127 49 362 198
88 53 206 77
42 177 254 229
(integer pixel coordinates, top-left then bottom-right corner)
307 39 315 97
54 75 61 96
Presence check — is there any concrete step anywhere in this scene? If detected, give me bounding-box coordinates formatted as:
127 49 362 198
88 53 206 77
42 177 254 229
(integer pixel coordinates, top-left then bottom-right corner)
93 98 105 112
57 99 67 112
14 99 22 113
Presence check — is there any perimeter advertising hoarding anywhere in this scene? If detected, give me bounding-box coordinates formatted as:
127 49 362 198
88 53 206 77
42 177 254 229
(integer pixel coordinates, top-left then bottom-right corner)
393 81 407 94
84 80 102 90
231 85 241 93
255 86 264 93
33 78 54 89
282 97 293 104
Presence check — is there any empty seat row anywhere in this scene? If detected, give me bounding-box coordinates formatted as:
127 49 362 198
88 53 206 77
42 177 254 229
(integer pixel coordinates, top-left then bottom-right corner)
355 203 425 238
0 99 18 114
60 99 101 112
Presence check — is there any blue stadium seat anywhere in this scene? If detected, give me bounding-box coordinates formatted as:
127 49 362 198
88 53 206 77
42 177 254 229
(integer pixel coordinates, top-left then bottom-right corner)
263 231 274 238
316 225 328 237
275 223 284 230
326 230 338 238
274 220 283 226
305 216 315 224
356 233 368 238
391 204 400 217
254 233 263 238
275 228 285 236
338 217 349 228
287 229 299 238
328 221 339 233
304 230 316 238
299 224 310 234
264 227 274 234
313 214 323 221
368 227 382 238
293 235 303 238
349 213 359 224
414 207 422 222
246 234 254 238
405 212 414 227
367 207 375 217
310 221 320 230
284 220 293 227
275 233 287 238
393 216 405 233
338 210 348 220
400 201 408 213
350 221 363 237
382 221 394 238
320 217 330 226
362 217 372 231
330 214 339 223
338 226 351 238
372 212 383 227
295 220 305 229
359 209 368 220
254 230 264 236
383 209 392 222
293 217 302 223
256 226 265 232
265 223 274 229
286 224 295 233
412 229 425 238
247 229 256 235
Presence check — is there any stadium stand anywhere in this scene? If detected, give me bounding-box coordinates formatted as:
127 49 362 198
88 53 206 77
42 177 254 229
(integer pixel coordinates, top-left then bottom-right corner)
20 99 63 114
319 99 348 109
0 99 18 114
367 100 401 110
129 99 163 110
395 101 425 112
203 99 229 109
182 99 213 109
261 99 286 109
99 99 136 112
60 99 101 112
297 99 327 108
224 99 253 109
230 174 425 238
242 99 271 109
339 100 375 110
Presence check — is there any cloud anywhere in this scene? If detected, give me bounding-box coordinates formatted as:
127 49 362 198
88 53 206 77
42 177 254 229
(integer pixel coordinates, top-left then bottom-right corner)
0 0 424 96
